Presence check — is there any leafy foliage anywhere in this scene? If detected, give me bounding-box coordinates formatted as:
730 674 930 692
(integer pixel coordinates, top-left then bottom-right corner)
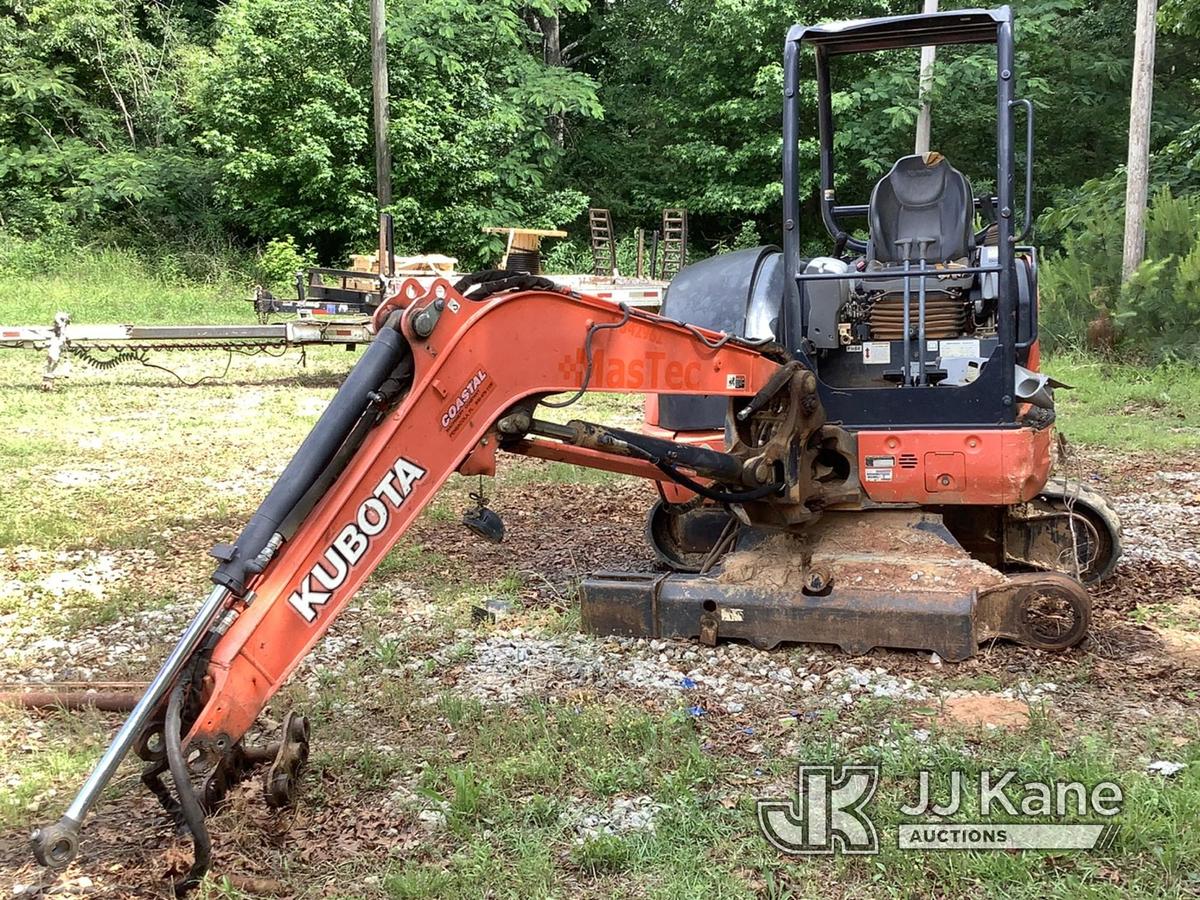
192 0 600 265
0 0 213 233
1040 190 1200 359
255 235 317 293
0 0 600 267
0 0 1198 300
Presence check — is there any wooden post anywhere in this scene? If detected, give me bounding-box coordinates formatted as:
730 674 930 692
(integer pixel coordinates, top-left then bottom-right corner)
377 212 394 277
1122 0 1158 282
536 12 565 147
636 228 645 279
915 0 939 154
370 0 392 209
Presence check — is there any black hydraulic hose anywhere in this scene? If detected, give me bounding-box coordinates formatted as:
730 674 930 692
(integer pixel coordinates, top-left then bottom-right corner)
211 323 411 595
277 353 414 541
542 304 632 409
165 682 210 896
655 460 783 503
606 427 784 503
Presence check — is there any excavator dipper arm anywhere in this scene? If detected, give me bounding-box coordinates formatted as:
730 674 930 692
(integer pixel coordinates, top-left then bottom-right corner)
195 284 781 745
32 278 786 889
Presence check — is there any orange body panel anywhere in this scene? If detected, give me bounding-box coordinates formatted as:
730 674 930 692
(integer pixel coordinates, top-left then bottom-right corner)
1026 338 1041 371
641 421 1053 507
191 282 782 745
857 426 1052 505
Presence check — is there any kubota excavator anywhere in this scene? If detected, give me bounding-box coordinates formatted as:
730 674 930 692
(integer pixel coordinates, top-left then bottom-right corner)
32 7 1121 892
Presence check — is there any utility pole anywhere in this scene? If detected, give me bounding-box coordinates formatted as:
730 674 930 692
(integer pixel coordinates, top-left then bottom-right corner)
370 0 392 209
914 0 938 154
535 11 565 147
1122 0 1158 281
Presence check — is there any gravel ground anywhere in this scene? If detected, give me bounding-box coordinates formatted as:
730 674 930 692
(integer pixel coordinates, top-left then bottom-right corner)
1 451 1196 710
1 447 1197 897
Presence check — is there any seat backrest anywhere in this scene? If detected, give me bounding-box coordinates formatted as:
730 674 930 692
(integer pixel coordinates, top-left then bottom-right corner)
867 153 974 265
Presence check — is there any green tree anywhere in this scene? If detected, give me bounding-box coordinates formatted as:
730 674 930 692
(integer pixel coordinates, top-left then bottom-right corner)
195 0 600 264
0 0 209 233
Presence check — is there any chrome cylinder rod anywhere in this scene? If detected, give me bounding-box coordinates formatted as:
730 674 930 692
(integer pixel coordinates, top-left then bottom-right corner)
916 257 928 385
900 258 913 386
32 583 230 867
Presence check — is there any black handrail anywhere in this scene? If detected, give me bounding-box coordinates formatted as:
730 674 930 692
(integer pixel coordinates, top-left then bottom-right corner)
1010 98 1035 244
796 263 1001 282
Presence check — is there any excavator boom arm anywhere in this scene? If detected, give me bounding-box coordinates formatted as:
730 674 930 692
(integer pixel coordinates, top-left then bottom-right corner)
32 278 785 885
197 282 781 744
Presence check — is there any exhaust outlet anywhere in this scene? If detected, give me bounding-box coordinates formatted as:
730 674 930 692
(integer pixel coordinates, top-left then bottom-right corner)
1014 364 1068 410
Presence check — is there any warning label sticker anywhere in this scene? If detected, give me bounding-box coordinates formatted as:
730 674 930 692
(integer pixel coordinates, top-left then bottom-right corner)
862 342 891 365
865 468 894 482
939 338 981 359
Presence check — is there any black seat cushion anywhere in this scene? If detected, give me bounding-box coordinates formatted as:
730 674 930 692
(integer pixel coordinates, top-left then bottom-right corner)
867 153 974 264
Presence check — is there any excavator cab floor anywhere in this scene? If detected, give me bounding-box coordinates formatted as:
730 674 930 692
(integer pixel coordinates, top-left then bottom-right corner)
581 510 1090 661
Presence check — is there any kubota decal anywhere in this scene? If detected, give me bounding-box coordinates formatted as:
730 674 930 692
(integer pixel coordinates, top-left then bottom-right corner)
287 457 426 622
441 368 493 436
557 350 702 391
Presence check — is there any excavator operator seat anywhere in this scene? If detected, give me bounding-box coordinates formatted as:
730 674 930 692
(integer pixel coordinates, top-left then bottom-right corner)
867 153 974 266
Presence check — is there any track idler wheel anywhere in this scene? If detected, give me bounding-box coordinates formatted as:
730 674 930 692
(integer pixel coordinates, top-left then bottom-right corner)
1012 479 1123 585
977 572 1091 651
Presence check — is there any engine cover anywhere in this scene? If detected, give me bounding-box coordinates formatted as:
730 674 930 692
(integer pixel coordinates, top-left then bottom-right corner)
653 246 784 431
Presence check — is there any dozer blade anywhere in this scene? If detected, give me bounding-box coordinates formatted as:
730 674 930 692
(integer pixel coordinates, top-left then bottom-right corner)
581 510 1090 661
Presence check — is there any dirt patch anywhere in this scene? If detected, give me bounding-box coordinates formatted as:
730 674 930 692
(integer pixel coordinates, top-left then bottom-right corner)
718 512 1007 593
1158 627 1200 668
938 695 1031 730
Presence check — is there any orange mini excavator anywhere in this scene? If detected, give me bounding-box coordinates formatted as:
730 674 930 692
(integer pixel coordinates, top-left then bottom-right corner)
33 7 1120 891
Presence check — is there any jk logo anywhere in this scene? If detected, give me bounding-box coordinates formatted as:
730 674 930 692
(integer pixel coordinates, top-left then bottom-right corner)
757 764 880 855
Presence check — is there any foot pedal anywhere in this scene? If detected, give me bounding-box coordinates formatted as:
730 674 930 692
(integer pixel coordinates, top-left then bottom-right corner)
264 711 310 808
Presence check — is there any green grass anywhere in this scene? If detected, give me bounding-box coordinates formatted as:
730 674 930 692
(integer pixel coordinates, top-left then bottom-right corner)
1046 355 1200 451
0 243 252 326
365 695 1200 899
0 706 112 829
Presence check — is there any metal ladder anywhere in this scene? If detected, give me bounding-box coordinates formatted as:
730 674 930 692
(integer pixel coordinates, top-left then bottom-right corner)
589 208 617 276
659 208 687 280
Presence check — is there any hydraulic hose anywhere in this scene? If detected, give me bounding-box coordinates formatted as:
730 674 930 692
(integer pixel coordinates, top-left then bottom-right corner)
211 322 411 595
165 682 210 895
654 460 783 504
